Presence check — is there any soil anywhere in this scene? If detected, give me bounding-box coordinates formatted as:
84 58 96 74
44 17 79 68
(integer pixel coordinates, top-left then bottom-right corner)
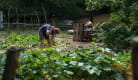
0 50 6 54
56 37 92 48
55 37 96 51
55 37 104 51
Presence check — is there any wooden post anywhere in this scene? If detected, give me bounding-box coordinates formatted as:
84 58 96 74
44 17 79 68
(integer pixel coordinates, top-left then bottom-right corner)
73 23 84 42
2 46 21 80
52 14 55 26
73 23 77 41
42 7 47 23
76 23 79 41
132 37 138 80
15 8 19 32
79 23 83 41
7 8 10 31
73 23 75 41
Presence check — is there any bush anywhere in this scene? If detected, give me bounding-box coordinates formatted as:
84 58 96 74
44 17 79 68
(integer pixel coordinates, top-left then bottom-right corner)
15 45 130 80
95 23 137 49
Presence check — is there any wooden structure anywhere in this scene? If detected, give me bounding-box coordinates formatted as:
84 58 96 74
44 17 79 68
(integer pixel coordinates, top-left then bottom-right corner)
132 37 138 80
73 23 96 42
2 46 21 80
0 11 3 29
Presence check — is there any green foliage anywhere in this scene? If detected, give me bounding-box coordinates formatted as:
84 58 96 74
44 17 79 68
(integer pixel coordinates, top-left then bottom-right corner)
0 31 132 80
0 0 85 18
0 33 39 49
0 0 20 9
15 45 130 80
0 34 132 80
17 48 60 80
86 0 137 24
0 53 6 79
0 31 73 50
86 0 137 11
86 0 138 49
94 23 137 49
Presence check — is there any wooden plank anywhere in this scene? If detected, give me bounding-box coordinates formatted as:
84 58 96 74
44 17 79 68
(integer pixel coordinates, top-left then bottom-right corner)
2 46 21 80
132 37 138 80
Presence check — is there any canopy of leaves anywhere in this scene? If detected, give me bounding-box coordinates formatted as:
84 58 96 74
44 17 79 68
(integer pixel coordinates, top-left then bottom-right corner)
86 0 138 49
86 0 137 11
0 0 86 18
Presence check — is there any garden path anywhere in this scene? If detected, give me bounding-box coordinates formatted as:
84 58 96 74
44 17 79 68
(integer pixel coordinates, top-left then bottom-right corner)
56 37 92 48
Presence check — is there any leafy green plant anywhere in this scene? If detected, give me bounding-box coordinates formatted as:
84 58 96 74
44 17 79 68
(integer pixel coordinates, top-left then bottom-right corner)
0 33 39 50
16 45 131 80
0 54 6 80
86 0 138 49
94 23 137 49
0 33 132 80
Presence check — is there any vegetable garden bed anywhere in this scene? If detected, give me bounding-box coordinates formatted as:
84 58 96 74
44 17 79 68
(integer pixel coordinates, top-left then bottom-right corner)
0 32 132 80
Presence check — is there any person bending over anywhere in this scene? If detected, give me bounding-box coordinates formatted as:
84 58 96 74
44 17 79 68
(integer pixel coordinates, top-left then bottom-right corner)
39 24 60 47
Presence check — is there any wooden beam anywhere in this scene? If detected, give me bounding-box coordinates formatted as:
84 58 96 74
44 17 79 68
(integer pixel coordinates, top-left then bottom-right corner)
2 46 21 80
132 37 138 80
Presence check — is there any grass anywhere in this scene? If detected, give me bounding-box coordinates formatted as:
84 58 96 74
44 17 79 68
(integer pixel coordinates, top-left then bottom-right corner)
0 24 73 38
56 31 73 38
0 29 73 40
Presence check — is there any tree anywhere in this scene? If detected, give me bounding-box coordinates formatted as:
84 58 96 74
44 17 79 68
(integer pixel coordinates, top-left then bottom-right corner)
0 0 21 9
0 0 86 18
85 0 138 23
85 0 138 49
